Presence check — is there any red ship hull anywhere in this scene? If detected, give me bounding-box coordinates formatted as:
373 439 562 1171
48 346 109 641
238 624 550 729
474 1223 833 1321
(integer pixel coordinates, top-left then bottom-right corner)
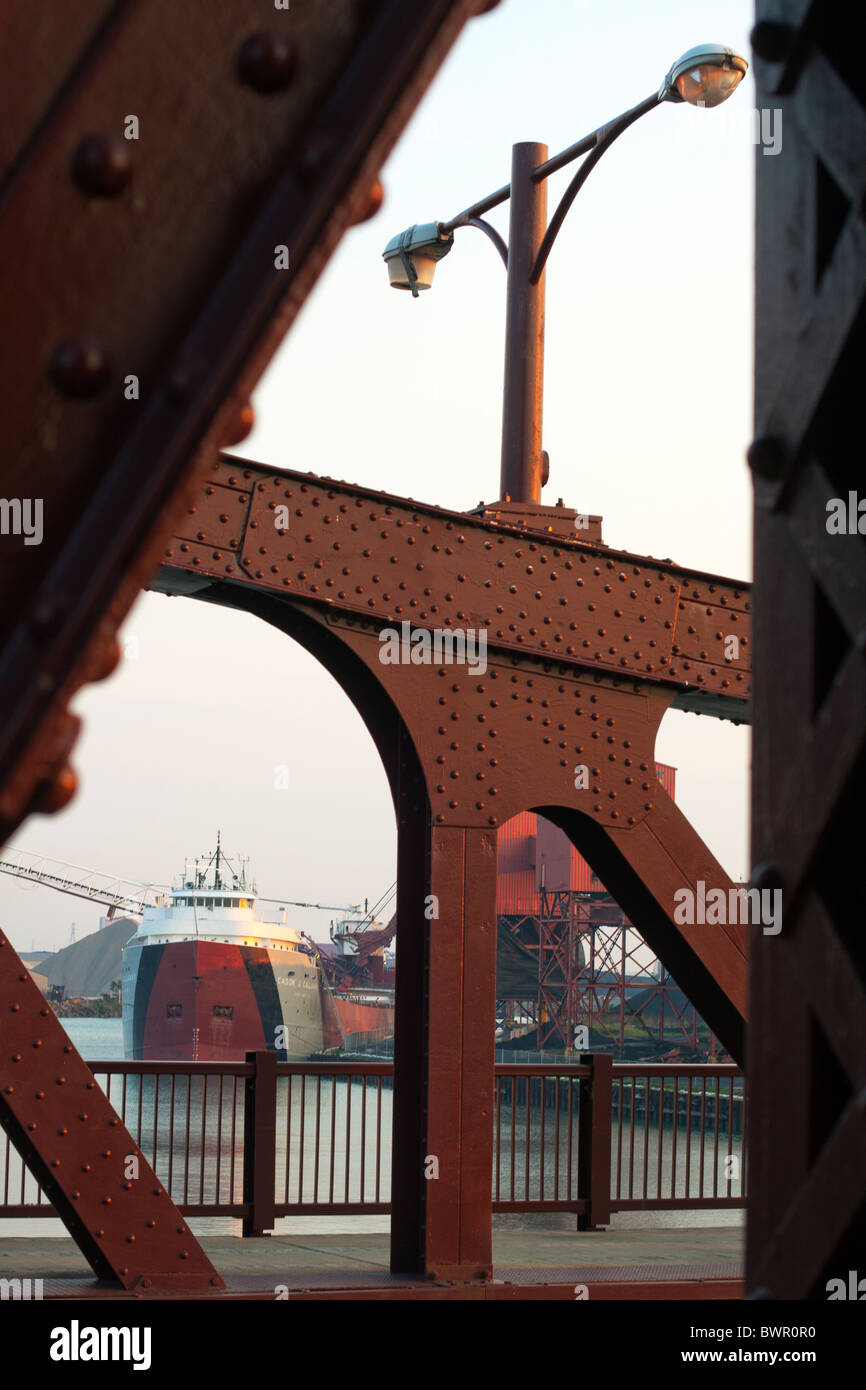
123 938 329 1061
122 937 394 1061
321 991 395 1052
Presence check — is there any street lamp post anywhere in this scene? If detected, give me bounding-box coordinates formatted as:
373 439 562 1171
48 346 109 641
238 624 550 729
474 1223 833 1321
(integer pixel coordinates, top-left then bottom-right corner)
383 43 749 509
501 141 548 507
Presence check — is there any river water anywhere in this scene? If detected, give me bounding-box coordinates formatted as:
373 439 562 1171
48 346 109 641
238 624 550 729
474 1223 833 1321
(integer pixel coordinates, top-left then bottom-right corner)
1 1018 742 1239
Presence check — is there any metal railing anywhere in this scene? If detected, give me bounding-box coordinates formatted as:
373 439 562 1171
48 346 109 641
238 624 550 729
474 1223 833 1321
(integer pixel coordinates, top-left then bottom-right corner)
610 1065 746 1212
0 1056 744 1230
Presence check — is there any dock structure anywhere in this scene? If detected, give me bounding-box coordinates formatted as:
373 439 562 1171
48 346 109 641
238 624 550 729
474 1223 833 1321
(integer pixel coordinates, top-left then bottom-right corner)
0 0 863 1306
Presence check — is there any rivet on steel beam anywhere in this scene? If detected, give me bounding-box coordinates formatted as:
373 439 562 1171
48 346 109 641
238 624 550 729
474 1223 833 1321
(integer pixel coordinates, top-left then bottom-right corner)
751 862 784 894
71 134 132 196
237 32 298 92
750 20 794 63
48 336 110 398
747 435 786 481
352 178 385 225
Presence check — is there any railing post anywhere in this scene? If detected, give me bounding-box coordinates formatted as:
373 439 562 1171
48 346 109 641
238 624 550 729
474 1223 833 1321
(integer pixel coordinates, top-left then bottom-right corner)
242 1050 277 1237
577 1053 612 1231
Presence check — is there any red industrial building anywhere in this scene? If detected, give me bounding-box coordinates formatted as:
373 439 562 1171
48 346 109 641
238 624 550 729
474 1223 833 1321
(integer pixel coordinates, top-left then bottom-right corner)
494 764 725 1059
497 764 677 913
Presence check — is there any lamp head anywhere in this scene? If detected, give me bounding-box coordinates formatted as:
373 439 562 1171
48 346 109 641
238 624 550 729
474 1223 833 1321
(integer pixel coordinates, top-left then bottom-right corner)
662 43 749 107
383 222 454 296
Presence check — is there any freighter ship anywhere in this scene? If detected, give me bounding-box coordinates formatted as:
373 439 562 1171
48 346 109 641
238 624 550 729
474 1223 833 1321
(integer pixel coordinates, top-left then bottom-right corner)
121 838 394 1061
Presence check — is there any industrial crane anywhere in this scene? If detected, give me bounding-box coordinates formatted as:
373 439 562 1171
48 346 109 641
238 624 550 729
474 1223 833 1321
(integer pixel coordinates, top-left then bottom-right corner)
0 847 369 922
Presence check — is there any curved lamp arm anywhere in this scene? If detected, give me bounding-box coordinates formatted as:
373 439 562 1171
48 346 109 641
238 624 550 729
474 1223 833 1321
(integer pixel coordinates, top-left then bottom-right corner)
529 91 662 285
449 214 509 269
445 86 660 282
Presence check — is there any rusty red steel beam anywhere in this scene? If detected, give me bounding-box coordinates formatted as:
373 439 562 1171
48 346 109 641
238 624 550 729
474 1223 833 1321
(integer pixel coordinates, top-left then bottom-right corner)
0 0 493 839
0 1 118 185
0 0 752 1293
158 461 750 1056
156 455 751 1287
0 930 224 1290
0 0 497 1291
160 458 753 717
426 826 498 1279
159 459 751 1014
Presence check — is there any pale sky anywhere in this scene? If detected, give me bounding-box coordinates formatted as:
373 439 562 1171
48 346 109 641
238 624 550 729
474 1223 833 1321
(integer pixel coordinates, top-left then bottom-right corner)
1 0 755 954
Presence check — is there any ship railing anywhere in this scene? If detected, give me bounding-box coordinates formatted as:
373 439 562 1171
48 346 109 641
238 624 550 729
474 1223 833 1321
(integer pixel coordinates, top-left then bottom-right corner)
0 1057 744 1232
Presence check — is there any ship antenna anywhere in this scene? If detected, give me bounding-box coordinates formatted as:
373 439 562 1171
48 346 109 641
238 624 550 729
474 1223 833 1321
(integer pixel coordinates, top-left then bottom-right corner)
215 829 221 890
